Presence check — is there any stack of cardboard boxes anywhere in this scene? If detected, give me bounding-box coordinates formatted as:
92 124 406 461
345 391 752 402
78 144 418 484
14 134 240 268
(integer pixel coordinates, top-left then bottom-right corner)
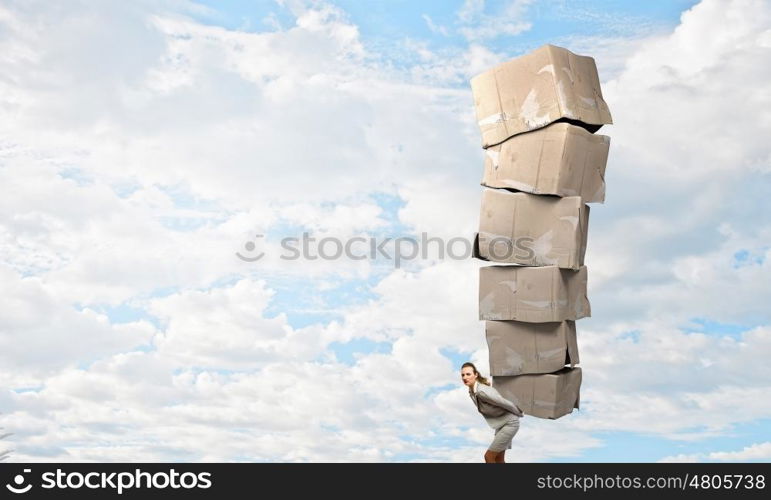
470 44 612 419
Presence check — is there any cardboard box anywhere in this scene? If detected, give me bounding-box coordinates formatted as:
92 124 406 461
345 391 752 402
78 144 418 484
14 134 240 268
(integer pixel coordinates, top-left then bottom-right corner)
471 44 612 148
486 320 579 376
482 122 610 203
493 367 582 419
479 265 590 322
475 188 589 270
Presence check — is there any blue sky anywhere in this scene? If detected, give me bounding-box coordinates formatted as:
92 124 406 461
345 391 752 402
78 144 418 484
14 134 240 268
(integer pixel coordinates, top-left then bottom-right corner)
1 0 770 463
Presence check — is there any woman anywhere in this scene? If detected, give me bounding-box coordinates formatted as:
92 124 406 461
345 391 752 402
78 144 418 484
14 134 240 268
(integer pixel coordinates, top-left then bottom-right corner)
461 361 523 463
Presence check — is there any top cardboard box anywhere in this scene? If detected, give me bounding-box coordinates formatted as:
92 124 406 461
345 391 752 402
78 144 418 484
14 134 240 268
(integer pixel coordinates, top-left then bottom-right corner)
471 44 613 148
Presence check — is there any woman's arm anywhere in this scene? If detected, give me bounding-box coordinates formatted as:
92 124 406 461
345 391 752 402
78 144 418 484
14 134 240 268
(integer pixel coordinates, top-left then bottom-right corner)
478 385 524 416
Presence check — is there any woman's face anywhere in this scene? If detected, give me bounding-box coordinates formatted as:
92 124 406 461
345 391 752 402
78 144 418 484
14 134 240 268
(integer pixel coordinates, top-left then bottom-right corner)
461 366 477 387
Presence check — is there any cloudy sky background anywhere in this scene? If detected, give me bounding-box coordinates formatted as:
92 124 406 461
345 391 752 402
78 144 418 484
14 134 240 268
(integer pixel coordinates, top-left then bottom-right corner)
1 0 770 462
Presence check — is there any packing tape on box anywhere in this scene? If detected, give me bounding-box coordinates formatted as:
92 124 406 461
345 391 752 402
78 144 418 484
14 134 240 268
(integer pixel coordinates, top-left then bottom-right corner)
560 215 579 230
479 293 502 319
520 300 551 309
580 95 598 109
498 279 518 293
537 347 565 361
484 149 500 169
537 64 555 76
477 112 508 127
519 299 569 309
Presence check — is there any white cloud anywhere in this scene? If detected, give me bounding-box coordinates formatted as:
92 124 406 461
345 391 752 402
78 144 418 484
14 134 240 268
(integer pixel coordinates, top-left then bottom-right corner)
422 14 448 37
0 263 156 388
708 442 771 461
602 0 771 181
456 0 533 42
660 441 771 462
147 278 325 369
2 0 771 463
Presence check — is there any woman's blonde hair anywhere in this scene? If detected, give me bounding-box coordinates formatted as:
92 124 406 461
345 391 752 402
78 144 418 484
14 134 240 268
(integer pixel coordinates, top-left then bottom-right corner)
461 362 490 385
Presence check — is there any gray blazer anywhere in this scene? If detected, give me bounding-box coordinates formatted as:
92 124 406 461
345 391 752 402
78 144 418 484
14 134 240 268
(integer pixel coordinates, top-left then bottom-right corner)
470 381 524 418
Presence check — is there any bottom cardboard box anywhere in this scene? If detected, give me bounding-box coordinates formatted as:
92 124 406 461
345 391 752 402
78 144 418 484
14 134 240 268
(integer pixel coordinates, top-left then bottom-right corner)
493 367 581 419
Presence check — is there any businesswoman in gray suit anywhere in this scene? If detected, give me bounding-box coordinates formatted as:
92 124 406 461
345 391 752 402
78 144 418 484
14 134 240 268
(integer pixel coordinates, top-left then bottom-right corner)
461 361 523 463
